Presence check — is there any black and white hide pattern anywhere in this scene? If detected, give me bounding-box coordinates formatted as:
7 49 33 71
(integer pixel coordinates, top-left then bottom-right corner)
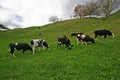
31 39 50 54
71 32 83 37
77 34 95 46
57 37 73 50
94 29 115 39
9 43 32 57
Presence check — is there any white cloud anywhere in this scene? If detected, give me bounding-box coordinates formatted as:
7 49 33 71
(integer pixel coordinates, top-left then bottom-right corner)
0 8 23 29
0 0 93 29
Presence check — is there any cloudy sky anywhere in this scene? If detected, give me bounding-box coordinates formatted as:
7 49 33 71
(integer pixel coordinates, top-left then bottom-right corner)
0 0 90 29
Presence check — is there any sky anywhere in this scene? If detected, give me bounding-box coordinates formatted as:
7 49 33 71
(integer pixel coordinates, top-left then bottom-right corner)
0 0 91 29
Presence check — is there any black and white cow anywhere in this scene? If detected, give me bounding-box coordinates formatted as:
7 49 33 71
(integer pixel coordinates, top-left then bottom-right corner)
31 39 50 54
94 29 115 39
77 34 95 46
71 33 83 37
57 37 73 50
9 43 32 57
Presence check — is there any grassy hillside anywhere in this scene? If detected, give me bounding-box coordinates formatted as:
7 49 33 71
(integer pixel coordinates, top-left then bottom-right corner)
0 11 120 80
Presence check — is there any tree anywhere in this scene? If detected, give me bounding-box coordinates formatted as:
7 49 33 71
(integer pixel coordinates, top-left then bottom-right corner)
49 16 59 23
74 4 87 18
85 0 99 17
74 2 99 18
98 0 120 16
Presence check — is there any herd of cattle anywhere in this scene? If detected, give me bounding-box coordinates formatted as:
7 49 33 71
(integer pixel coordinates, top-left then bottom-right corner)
9 29 115 57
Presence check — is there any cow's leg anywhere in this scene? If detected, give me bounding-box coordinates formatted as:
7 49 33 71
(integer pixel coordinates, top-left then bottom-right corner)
43 46 45 50
10 48 15 57
38 47 41 51
13 54 15 57
10 53 15 57
77 38 79 45
10 52 15 57
85 42 87 46
57 42 61 48
12 53 15 57
104 35 107 38
60 42 62 48
112 33 115 38
81 41 84 45
32 46 35 54
23 49 26 53
94 34 98 39
57 44 59 48
95 34 97 38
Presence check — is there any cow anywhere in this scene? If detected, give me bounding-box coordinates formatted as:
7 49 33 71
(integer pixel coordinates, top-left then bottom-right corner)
57 36 73 50
94 29 115 39
31 39 50 54
9 43 32 57
71 32 83 37
77 34 95 46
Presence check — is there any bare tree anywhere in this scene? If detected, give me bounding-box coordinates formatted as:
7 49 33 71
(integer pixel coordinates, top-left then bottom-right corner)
98 0 120 16
74 2 100 18
74 0 120 18
49 16 59 23
85 0 99 17
74 4 87 18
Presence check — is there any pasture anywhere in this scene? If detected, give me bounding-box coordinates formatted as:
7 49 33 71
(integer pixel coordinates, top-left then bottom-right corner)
0 11 120 80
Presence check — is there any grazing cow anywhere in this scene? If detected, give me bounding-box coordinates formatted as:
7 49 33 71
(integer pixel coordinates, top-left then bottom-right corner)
57 36 73 50
9 43 32 57
31 39 50 54
71 32 83 37
77 34 95 46
94 29 115 39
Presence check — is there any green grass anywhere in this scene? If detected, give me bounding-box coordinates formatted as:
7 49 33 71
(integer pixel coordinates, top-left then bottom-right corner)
0 11 120 80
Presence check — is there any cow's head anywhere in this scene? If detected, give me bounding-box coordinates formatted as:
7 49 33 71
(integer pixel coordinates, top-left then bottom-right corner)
42 40 50 49
67 45 73 50
108 33 115 38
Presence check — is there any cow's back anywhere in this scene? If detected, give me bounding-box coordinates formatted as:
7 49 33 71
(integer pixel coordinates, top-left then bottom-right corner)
94 29 112 36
